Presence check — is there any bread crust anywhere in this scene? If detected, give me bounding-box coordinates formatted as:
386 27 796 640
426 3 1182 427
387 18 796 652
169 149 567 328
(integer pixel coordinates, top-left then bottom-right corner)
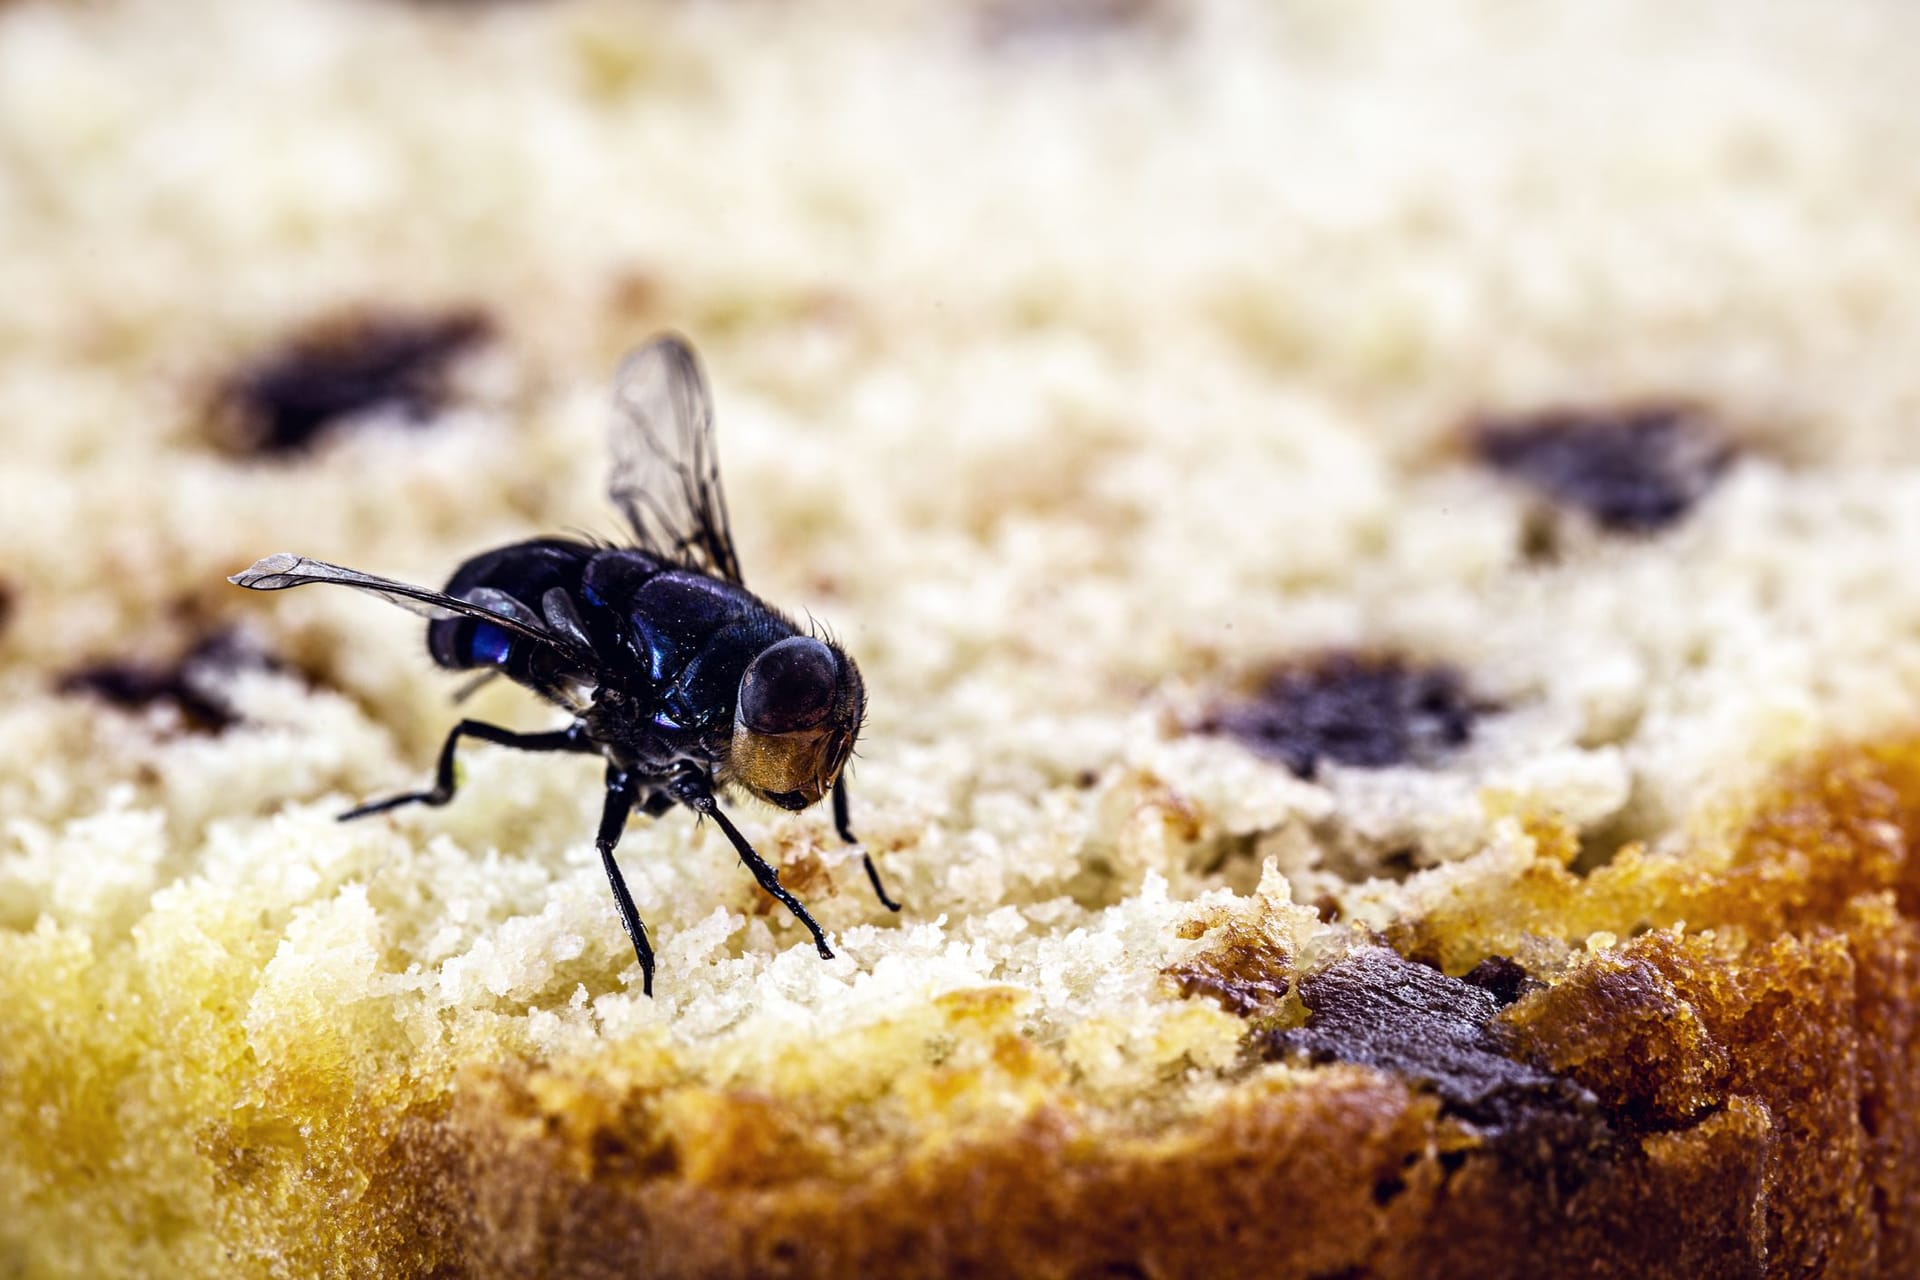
301 747 1920 1280
380 1071 1775 1280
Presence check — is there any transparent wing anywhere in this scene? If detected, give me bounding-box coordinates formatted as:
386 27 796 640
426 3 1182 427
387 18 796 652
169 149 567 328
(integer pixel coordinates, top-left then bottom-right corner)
229 553 595 667
607 334 744 584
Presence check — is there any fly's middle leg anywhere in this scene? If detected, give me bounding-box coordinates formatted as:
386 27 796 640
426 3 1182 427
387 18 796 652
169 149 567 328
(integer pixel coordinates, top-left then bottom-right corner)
339 718 594 821
597 766 657 996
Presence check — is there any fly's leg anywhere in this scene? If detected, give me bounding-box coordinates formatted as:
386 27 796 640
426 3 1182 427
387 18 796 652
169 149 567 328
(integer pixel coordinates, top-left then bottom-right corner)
669 770 834 961
597 767 657 996
833 777 901 913
339 718 594 820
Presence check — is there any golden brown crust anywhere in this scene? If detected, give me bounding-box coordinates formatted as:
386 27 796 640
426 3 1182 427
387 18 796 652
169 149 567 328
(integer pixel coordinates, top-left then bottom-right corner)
352 1052 1796 1278
299 744 1920 1279
373 1073 1777 1280
1855 911 1920 1274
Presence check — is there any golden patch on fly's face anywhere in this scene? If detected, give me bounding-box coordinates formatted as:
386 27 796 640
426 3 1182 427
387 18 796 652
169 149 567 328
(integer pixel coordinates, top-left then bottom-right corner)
730 723 844 809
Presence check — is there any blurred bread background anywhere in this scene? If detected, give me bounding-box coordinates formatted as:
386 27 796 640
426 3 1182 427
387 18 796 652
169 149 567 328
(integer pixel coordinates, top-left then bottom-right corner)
5 0 1920 1275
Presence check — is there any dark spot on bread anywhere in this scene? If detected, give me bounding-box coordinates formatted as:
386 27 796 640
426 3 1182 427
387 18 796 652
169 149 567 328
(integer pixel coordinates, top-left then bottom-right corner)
1259 948 1610 1172
57 631 281 734
977 0 1175 49
605 269 666 323
1472 404 1732 533
1460 955 1541 1007
1165 918 1291 1018
213 307 493 456
1201 653 1482 779
1377 846 1420 880
1070 1264 1151 1280
0 579 15 636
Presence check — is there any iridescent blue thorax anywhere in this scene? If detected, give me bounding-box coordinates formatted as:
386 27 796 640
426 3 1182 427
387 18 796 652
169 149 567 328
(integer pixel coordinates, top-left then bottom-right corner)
425 539 798 771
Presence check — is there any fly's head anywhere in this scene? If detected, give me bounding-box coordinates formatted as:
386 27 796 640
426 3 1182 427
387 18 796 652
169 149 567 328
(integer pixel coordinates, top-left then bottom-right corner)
729 635 864 811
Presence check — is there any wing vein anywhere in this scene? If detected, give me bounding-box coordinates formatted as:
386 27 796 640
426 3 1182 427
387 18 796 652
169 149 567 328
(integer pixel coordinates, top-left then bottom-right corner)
605 334 745 584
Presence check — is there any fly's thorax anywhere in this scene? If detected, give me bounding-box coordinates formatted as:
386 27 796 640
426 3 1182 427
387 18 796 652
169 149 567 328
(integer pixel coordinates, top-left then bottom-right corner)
728 636 863 810
585 554 763 695
581 687 683 772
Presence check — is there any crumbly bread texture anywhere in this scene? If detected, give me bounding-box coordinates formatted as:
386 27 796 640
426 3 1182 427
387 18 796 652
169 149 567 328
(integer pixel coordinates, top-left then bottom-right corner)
6 1 1920 1276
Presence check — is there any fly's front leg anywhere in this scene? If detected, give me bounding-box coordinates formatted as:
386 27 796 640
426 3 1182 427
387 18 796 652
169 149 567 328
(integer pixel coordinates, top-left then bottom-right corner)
340 718 595 821
669 770 834 961
833 777 901 913
597 766 657 996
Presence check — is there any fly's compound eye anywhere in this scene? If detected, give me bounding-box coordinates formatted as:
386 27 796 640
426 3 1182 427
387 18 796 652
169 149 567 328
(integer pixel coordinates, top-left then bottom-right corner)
739 636 839 735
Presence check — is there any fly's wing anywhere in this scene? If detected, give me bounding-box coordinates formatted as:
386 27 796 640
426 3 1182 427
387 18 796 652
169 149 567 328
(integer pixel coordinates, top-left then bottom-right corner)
607 334 745 584
229 553 596 669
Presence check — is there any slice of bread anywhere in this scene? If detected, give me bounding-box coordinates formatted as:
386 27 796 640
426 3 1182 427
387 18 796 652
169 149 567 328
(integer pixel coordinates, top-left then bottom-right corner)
5 1 1920 1276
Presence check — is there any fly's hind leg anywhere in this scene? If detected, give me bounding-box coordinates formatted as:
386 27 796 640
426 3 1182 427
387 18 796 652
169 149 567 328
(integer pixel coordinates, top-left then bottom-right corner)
833 777 901 913
340 718 594 821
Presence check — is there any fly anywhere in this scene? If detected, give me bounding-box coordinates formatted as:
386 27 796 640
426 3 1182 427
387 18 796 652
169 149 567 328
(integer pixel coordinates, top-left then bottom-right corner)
230 334 899 995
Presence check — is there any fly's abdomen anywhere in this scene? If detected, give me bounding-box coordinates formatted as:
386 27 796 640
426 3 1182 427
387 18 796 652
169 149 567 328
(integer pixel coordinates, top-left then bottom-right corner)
427 616 517 671
427 538 597 676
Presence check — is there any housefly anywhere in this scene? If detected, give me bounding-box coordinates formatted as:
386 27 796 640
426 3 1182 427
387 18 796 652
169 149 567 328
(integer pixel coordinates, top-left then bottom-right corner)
231 334 898 995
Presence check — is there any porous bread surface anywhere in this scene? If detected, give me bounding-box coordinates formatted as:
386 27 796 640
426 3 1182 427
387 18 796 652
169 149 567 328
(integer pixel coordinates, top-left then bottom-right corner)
5 0 1920 1276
